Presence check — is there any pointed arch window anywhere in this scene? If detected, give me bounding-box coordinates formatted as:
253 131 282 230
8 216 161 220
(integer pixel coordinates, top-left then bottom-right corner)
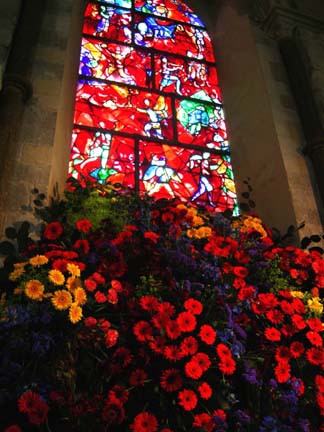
69 0 238 213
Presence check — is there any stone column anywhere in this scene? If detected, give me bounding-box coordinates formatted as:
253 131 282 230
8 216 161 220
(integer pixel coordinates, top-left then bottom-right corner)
0 0 45 223
251 0 324 217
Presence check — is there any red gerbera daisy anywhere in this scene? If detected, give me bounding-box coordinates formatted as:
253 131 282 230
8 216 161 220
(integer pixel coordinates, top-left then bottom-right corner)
306 331 323 347
308 317 324 332
160 368 183 392
275 346 291 362
158 302 176 317
133 321 154 342
101 397 125 425
184 298 203 315
165 319 182 340
4 425 22 432
28 400 49 425
198 325 216 345
180 336 198 356
274 360 291 383
193 352 211 372
266 309 284 324
43 221 63 240
264 327 281 342
185 359 203 379
193 413 213 430
216 343 232 359
164 345 184 361
291 314 306 330
149 336 167 354
218 356 236 375
18 391 43 414
140 296 160 312
130 412 158 432
108 385 129 403
198 382 212 399
178 389 198 411
306 347 324 365
177 312 197 332
129 369 148 386
52 258 68 272
76 218 92 233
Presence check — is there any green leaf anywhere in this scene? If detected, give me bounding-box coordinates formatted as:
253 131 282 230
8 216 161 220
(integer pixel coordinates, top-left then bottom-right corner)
5 227 17 239
0 241 16 256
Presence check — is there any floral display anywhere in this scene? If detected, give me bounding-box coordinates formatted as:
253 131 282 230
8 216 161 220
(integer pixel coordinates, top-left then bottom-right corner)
0 181 323 431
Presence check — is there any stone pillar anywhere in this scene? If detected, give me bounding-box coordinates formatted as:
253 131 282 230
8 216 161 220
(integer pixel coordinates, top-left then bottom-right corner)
0 0 45 229
0 0 22 89
250 0 324 225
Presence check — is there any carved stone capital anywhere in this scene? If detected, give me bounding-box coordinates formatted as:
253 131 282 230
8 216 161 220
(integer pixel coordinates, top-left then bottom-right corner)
250 0 324 39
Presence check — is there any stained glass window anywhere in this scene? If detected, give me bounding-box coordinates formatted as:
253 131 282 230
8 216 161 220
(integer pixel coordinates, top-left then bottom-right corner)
70 0 238 213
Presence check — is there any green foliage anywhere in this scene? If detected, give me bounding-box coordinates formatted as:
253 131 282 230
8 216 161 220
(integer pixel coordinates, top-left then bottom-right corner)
259 257 289 291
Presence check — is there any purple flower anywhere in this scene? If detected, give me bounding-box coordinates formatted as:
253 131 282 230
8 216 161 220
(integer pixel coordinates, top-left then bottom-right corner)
242 363 262 385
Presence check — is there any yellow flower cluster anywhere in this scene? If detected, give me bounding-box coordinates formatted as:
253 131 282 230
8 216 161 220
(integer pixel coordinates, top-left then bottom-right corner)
10 255 85 324
187 226 212 239
9 262 27 281
307 297 323 316
234 215 268 239
176 204 212 239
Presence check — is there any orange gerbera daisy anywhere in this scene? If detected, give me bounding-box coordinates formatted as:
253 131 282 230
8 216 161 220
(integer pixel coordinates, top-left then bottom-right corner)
29 255 49 266
51 290 72 310
66 263 81 278
74 287 87 306
9 267 25 281
48 269 65 286
69 302 83 324
66 276 81 293
25 280 44 301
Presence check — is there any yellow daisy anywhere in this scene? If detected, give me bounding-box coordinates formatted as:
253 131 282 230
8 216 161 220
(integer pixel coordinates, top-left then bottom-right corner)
51 290 72 310
9 267 25 281
308 297 323 316
25 279 44 301
48 269 65 285
69 302 83 324
66 263 81 278
29 255 49 266
66 276 81 293
14 262 27 269
74 287 87 306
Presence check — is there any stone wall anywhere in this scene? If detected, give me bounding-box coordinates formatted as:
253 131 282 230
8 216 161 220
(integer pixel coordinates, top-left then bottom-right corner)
0 0 84 232
0 0 21 89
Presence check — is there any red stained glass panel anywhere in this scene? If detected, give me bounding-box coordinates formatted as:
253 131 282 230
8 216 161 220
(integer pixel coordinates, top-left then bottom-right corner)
154 54 222 103
69 128 135 187
80 37 153 87
134 14 215 61
138 141 236 212
83 3 132 43
74 82 174 140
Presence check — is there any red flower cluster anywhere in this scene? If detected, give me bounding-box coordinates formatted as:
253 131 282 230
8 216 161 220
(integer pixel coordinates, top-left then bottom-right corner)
18 391 49 425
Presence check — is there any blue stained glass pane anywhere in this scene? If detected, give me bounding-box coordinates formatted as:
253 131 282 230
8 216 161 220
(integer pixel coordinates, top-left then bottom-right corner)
134 13 215 61
96 0 131 8
134 0 204 26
